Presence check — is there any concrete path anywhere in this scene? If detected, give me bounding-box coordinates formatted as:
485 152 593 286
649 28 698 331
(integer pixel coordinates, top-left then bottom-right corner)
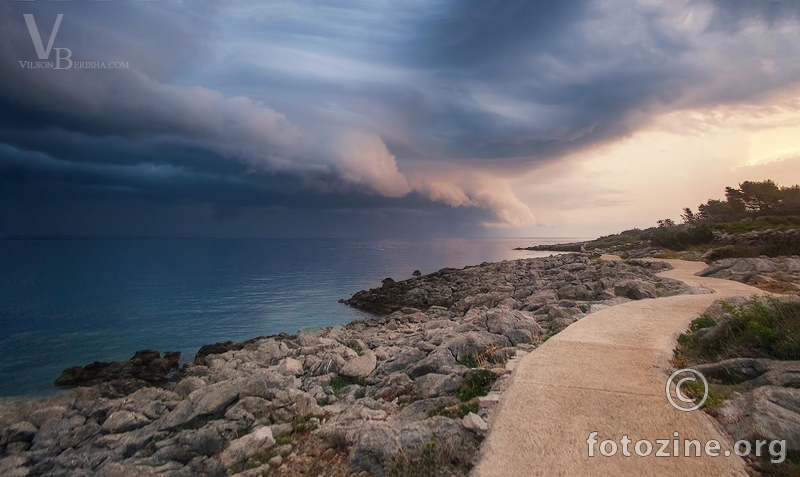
472 258 765 476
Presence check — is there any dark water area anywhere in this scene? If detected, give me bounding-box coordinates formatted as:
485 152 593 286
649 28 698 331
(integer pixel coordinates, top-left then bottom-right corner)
0 237 582 396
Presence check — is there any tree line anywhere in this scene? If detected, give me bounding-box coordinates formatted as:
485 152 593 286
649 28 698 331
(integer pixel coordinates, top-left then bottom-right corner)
680 180 800 225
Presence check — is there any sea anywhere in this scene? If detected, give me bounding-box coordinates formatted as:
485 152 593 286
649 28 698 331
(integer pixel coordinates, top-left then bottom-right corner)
0 237 583 397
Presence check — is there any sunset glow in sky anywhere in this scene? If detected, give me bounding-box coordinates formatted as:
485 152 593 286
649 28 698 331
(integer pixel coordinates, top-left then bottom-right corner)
2 1 800 237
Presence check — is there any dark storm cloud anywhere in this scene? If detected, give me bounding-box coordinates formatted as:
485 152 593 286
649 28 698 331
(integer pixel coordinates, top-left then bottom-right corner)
1 0 800 236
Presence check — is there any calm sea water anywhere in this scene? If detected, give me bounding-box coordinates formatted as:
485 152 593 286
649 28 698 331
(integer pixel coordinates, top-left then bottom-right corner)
0 237 581 397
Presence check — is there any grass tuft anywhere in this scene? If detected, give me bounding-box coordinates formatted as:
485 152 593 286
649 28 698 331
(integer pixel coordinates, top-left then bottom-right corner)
329 374 365 396
388 434 477 477
675 297 800 363
455 370 497 401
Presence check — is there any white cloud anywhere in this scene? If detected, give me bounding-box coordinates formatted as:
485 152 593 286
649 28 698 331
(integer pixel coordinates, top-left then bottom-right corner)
330 131 411 197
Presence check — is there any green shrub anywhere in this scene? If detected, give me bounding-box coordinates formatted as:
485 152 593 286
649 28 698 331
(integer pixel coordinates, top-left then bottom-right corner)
712 216 800 233
291 414 319 433
689 316 717 332
675 297 800 363
456 370 497 401
649 224 714 251
585 229 649 250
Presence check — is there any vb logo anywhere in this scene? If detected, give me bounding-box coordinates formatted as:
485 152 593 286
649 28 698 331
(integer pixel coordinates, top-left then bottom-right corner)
23 14 73 69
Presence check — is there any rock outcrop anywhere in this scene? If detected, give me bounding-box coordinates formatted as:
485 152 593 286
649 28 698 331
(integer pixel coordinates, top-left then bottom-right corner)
697 257 800 292
54 350 181 392
340 253 693 320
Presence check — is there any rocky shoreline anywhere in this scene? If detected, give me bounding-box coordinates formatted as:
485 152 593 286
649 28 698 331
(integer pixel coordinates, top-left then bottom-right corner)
0 253 724 477
512 242 586 252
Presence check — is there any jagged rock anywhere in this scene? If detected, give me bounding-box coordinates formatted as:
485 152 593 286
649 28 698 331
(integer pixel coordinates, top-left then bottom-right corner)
270 389 323 423
698 257 800 291
309 353 347 376
0 456 29 477
695 357 768 381
101 410 150 434
340 350 377 378
337 385 366 403
613 279 657 299
270 423 293 438
483 307 544 344
54 350 180 388
159 380 240 430
413 373 462 399
716 386 800 451
557 283 593 301
219 426 275 468
462 412 488 433
444 331 510 363
154 425 226 463
349 417 475 477
26 406 67 428
173 376 206 397
277 357 304 376
93 425 160 461
5 421 37 444
366 372 414 400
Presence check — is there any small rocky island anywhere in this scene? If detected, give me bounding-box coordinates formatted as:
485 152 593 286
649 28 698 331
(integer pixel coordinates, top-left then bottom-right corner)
0 253 703 477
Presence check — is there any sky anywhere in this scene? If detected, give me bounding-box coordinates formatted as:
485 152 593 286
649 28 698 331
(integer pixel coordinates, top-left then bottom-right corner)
2 0 800 238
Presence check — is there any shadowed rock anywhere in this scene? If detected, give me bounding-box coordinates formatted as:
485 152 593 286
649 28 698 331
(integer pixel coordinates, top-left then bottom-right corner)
54 350 180 389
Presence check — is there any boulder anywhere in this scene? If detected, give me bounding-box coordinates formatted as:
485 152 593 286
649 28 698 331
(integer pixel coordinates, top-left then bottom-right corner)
27 406 67 428
153 425 226 461
444 331 511 363
173 376 206 398
407 349 459 379
613 280 657 300
483 308 543 344
309 353 347 376
413 373 462 399
349 417 475 476
159 380 240 430
716 386 800 451
340 350 377 378
556 284 593 301
462 412 488 433
219 427 275 468
101 411 150 434
276 357 304 376
365 372 414 400
5 421 37 444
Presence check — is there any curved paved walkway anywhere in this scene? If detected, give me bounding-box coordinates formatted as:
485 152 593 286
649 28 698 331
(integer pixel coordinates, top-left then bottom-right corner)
473 258 765 476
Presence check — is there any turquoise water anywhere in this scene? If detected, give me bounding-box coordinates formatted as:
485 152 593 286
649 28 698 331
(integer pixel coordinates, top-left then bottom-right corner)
0 237 579 396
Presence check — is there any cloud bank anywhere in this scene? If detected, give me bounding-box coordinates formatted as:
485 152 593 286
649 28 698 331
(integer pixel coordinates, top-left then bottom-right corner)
1 0 799 236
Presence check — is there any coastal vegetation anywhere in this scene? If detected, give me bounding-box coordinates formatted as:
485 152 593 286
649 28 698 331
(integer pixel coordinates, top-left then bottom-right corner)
673 297 800 476
674 297 800 364
581 180 800 258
